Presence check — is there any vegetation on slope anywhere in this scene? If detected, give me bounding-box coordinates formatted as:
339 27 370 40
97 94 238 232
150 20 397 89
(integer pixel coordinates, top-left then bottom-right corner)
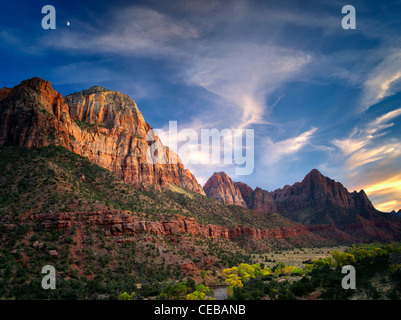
1 145 399 300
0 145 251 299
228 242 401 300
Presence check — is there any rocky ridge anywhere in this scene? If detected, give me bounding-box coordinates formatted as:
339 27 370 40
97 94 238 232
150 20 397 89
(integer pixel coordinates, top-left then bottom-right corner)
203 172 247 207
203 169 401 242
28 210 320 242
0 77 205 194
270 169 375 212
204 169 376 214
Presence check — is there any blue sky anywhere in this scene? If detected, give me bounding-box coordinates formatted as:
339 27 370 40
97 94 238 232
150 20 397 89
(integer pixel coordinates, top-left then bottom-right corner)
1 0 401 211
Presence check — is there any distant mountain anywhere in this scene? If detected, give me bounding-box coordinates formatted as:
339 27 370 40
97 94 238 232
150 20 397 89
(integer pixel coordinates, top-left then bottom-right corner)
0 77 333 250
204 169 401 243
234 182 278 213
271 169 375 213
1 77 400 249
207 169 373 214
2 77 400 299
203 172 247 207
0 77 205 194
391 210 401 218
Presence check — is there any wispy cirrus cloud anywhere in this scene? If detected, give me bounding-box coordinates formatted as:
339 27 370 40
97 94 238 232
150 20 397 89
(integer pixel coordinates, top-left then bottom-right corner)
24 0 401 210
360 50 401 111
41 6 198 57
37 1 318 188
330 107 401 210
264 127 318 165
332 107 401 161
361 174 401 212
41 3 312 131
185 43 312 129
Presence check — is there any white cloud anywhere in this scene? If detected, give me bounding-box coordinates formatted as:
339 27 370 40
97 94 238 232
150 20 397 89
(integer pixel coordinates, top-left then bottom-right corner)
185 43 311 129
328 107 401 211
345 144 399 171
360 50 401 111
41 3 312 132
332 107 401 158
41 6 198 57
264 127 318 165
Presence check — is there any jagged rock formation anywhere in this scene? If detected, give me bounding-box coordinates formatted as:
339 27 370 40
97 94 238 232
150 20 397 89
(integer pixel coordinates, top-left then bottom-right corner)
217 169 375 214
203 172 247 207
1 77 400 245
0 78 73 149
65 85 205 194
205 169 401 242
0 77 205 194
29 210 320 242
271 169 374 212
234 183 278 213
392 210 401 218
228 169 373 215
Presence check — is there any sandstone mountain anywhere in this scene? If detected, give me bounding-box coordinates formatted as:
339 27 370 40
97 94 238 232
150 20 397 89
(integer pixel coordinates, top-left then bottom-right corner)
234 182 278 213
270 169 375 213
1 77 400 246
204 169 375 214
203 172 247 207
0 77 205 194
204 169 401 242
0 143 341 297
2 77 401 300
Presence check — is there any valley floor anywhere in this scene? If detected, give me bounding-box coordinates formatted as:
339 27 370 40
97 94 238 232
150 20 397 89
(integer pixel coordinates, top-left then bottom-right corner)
252 246 350 269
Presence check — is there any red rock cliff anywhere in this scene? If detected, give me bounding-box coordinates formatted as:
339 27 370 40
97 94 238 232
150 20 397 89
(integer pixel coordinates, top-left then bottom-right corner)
203 172 247 207
271 169 373 212
0 78 205 194
65 85 205 194
30 210 312 241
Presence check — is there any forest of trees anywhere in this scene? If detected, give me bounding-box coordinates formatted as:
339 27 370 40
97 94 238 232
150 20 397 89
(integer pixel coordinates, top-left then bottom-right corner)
117 242 401 300
227 242 401 300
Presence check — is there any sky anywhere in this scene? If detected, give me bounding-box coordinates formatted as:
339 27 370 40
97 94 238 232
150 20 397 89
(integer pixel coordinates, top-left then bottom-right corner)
1 0 401 212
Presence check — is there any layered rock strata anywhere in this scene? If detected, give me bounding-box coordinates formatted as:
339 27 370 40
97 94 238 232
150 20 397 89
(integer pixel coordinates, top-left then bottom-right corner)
0 77 205 194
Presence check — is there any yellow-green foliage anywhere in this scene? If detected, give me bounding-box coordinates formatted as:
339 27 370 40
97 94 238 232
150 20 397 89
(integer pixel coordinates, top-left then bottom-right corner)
225 274 243 295
222 263 271 295
186 284 213 300
348 246 387 260
119 292 135 300
187 291 206 300
330 250 356 266
331 245 393 267
304 264 314 274
312 257 335 268
303 243 401 274
274 263 304 276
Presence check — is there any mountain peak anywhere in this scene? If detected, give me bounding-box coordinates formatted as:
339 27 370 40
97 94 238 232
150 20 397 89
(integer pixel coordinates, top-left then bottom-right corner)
307 168 323 177
0 77 205 195
351 189 375 212
20 76 49 86
303 169 329 184
17 77 56 96
204 168 378 215
70 85 113 96
212 171 229 178
85 85 111 94
274 169 360 211
203 172 246 207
